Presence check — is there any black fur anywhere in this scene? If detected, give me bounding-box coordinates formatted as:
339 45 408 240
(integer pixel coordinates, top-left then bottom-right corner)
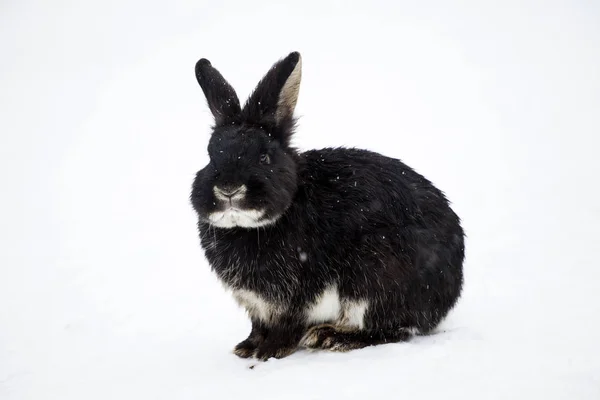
190 52 465 361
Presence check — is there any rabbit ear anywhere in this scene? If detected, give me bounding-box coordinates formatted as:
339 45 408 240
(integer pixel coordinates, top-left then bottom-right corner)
242 52 302 129
195 59 241 125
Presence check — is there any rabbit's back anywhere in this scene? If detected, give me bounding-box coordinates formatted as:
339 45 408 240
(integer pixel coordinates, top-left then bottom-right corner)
293 147 464 332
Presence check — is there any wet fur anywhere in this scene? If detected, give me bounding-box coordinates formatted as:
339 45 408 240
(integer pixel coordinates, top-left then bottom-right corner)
190 52 465 360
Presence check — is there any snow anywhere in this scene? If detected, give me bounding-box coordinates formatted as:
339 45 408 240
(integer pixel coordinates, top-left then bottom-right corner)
1 1 600 399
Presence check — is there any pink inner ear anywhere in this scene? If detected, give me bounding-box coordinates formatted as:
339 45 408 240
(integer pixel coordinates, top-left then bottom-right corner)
276 55 302 124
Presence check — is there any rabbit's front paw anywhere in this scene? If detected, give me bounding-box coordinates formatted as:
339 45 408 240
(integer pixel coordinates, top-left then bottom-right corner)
254 339 297 361
233 339 258 358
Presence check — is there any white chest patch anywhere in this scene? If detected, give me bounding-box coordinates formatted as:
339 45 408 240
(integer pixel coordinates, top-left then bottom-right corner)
233 286 370 330
232 289 282 323
306 286 341 323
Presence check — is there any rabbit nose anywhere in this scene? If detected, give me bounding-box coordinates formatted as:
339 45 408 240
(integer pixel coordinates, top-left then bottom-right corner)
214 185 246 200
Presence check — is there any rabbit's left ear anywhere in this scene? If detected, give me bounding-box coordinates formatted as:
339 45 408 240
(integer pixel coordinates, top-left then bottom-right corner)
242 52 302 130
195 58 241 125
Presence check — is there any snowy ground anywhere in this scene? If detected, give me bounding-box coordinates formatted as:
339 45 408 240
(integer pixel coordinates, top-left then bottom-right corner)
1 1 600 399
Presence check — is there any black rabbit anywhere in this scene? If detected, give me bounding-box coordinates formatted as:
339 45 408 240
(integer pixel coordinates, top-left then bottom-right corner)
190 52 465 361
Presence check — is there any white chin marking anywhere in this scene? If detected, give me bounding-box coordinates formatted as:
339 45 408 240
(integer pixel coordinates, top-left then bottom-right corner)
208 208 280 228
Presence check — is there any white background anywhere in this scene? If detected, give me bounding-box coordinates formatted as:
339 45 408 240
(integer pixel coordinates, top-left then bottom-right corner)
1 0 599 399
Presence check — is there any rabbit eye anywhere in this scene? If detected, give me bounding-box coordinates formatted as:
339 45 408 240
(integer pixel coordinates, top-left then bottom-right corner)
260 154 271 164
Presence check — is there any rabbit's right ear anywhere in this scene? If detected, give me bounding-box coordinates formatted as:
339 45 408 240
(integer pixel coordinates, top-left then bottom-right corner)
242 52 302 140
195 59 241 125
